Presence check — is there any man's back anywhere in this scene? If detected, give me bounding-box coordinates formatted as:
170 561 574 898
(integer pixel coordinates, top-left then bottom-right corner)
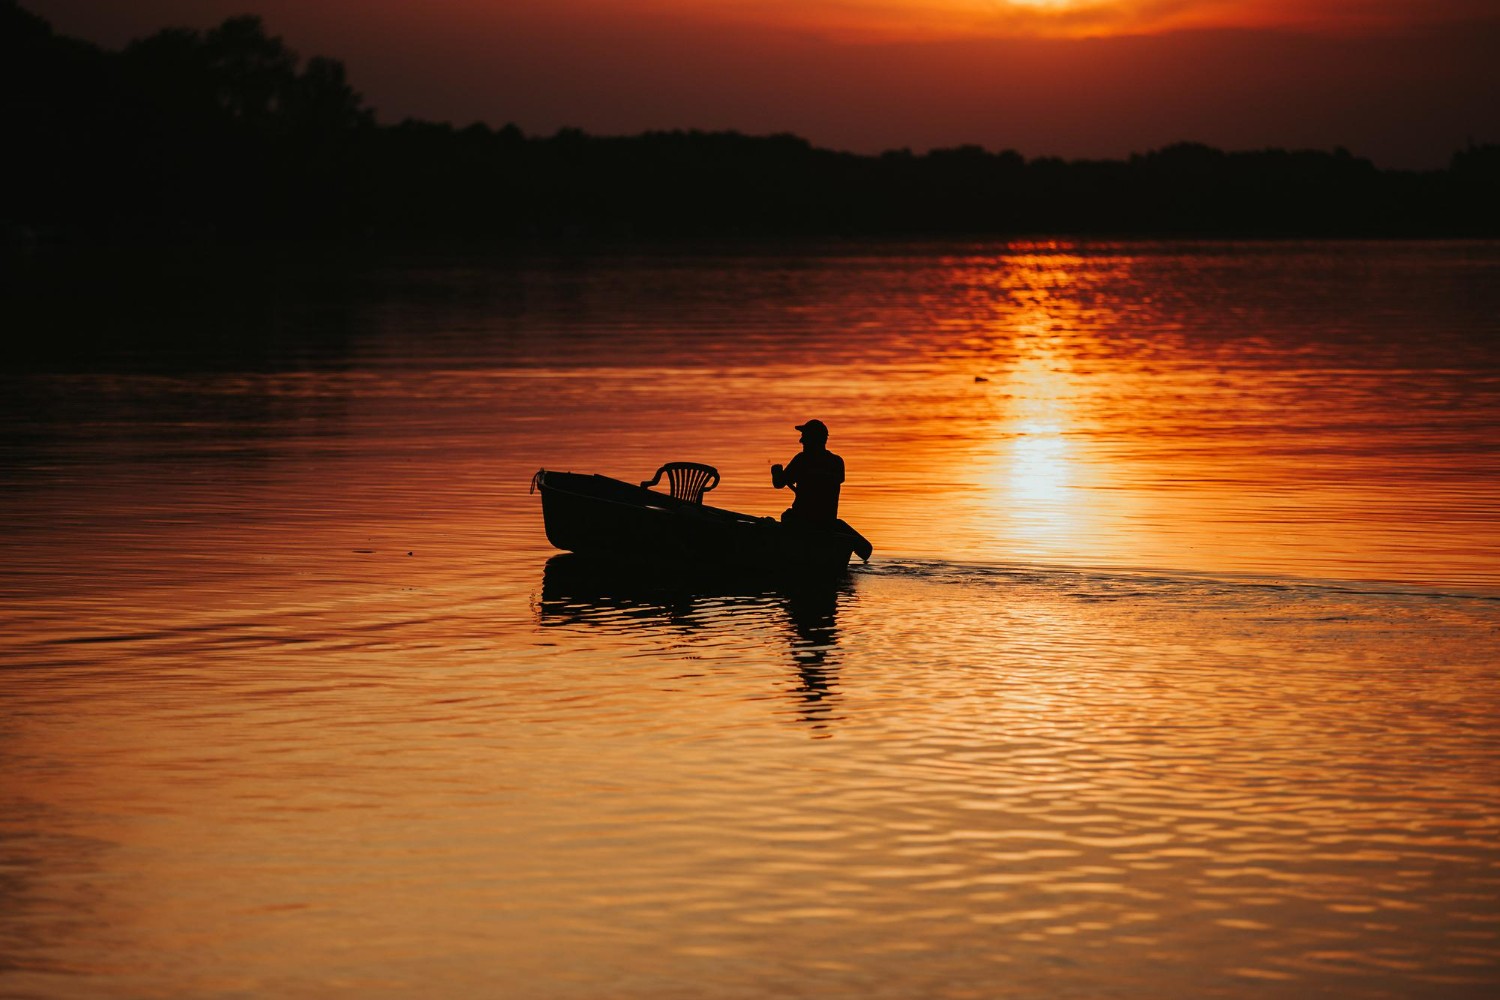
785 448 845 524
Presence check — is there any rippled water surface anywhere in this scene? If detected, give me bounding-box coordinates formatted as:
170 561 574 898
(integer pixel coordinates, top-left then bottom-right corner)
3 241 1499 998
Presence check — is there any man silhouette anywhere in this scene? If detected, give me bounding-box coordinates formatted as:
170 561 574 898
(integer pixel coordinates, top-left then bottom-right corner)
771 419 845 526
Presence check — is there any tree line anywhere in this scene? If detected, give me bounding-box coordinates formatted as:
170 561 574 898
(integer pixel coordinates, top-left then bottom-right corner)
4 1 1497 242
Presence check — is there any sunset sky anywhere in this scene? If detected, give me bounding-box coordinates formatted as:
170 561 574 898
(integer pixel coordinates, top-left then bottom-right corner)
25 0 1500 168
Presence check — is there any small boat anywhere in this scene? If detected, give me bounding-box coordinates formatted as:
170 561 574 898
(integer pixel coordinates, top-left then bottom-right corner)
531 467 872 577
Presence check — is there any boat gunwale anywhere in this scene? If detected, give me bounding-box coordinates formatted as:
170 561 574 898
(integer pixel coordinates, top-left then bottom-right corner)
536 469 780 529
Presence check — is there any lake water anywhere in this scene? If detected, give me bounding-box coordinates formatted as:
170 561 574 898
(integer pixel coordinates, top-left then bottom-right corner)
2 240 1499 998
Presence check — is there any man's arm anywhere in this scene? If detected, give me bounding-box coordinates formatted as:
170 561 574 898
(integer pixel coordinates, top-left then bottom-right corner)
772 455 800 490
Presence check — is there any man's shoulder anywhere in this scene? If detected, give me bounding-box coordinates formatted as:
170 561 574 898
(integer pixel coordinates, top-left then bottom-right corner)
792 448 845 476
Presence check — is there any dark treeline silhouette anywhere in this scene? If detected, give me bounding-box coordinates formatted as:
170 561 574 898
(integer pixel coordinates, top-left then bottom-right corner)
5 2 1497 243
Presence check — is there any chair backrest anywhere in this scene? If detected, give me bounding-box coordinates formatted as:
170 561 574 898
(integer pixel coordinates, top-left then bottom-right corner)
640 462 720 504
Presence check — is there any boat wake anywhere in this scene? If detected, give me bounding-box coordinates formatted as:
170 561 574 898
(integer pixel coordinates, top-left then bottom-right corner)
855 556 1500 605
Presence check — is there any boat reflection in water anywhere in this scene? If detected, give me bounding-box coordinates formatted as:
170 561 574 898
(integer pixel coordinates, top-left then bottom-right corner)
536 554 852 735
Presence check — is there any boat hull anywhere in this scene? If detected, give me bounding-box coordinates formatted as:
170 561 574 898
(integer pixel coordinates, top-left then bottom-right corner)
532 470 864 577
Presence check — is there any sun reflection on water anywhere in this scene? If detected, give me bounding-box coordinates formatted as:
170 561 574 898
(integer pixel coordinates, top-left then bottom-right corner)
1007 432 1072 506
976 264 1102 558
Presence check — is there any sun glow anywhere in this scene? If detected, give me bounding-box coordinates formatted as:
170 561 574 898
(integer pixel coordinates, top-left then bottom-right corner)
638 0 1486 42
1005 0 1092 8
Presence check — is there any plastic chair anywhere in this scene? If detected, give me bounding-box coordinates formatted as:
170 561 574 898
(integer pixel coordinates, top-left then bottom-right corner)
640 462 720 504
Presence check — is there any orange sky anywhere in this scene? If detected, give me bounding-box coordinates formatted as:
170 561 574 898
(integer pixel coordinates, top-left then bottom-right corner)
639 0 1499 40
24 0 1500 168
